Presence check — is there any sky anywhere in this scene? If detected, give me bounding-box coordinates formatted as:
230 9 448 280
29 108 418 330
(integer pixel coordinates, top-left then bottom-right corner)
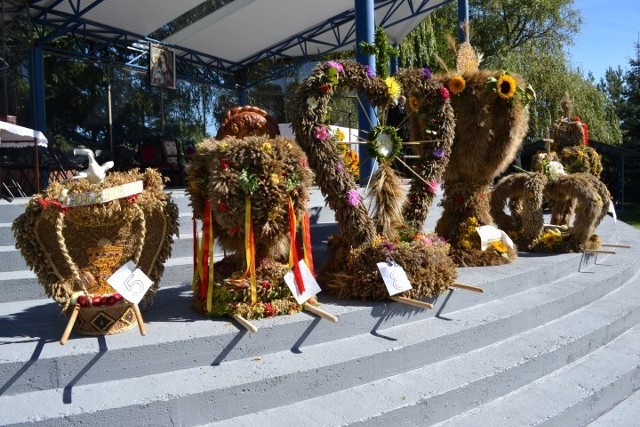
569 1 640 81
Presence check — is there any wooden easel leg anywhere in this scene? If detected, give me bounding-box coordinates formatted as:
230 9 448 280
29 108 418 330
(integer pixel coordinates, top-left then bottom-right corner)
133 304 147 336
388 296 433 310
601 244 631 249
303 303 338 323
232 314 258 333
450 282 484 293
60 304 81 345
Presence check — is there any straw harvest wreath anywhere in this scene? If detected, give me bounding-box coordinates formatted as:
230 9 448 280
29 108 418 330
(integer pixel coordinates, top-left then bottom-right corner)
289 58 459 300
187 106 317 320
12 169 179 336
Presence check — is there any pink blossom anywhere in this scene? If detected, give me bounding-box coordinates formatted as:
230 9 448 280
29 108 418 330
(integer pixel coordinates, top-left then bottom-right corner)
346 189 361 206
327 61 344 73
426 180 439 194
314 126 330 142
336 162 345 173
421 236 433 246
439 86 450 99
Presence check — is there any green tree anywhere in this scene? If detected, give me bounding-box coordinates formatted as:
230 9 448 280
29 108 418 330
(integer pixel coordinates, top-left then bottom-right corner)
618 44 640 146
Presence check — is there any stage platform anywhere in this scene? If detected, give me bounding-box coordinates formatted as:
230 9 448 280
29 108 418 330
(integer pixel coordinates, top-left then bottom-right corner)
1 188 639 426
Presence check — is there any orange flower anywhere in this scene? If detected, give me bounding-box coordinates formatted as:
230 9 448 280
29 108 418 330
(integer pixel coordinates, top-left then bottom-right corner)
448 75 466 94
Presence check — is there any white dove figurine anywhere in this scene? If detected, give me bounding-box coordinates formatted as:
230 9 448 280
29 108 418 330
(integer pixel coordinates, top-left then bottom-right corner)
72 148 114 184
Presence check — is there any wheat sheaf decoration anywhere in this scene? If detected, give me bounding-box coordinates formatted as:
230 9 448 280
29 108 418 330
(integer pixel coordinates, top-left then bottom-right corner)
289 59 457 300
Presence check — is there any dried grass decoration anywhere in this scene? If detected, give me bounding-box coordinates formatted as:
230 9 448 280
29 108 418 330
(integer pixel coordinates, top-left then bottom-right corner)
289 60 457 300
12 169 179 335
187 135 316 319
435 68 533 267
491 171 609 252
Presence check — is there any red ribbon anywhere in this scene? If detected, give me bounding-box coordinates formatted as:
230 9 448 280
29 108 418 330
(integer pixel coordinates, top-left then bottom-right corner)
288 198 305 293
200 200 212 301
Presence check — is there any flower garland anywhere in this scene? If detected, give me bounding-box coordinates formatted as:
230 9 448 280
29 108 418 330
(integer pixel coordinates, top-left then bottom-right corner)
368 125 403 163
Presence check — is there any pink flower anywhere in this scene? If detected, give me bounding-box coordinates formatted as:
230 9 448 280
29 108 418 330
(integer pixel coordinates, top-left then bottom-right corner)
327 61 344 73
421 236 433 246
426 180 439 194
439 86 450 99
336 162 345 173
346 189 361 206
314 126 330 142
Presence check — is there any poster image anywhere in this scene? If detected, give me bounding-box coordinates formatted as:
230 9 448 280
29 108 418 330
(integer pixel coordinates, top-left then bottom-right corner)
150 45 176 89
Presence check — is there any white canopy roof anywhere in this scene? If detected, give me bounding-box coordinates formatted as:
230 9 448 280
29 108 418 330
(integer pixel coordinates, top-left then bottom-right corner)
20 0 453 74
0 121 48 147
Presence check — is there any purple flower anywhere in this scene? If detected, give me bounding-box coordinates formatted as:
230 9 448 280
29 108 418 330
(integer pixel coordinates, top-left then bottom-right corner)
422 67 432 79
364 65 374 79
336 162 345 173
383 242 394 251
433 147 445 160
314 126 330 142
346 189 361 206
327 61 344 73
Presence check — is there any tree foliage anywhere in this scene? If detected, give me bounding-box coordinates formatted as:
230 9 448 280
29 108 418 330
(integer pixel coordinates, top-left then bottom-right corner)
399 0 622 144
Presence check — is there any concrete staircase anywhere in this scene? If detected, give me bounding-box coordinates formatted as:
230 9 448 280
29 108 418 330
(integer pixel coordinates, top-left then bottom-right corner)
1 189 639 426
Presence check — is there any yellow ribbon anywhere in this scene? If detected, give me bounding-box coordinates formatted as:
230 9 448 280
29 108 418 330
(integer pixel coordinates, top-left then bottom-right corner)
206 207 215 313
245 196 257 304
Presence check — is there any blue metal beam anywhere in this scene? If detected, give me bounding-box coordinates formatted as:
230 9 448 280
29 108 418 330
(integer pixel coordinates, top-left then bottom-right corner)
356 0 376 184
457 0 469 42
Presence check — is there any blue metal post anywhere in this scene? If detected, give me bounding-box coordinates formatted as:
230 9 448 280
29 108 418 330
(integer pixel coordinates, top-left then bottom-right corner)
30 45 46 132
457 0 469 43
236 69 248 106
355 0 376 184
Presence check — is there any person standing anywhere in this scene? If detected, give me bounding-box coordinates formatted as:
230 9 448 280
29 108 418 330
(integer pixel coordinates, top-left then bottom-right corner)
387 95 408 141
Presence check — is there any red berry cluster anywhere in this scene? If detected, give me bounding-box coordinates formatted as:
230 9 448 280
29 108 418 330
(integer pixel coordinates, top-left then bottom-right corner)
76 293 124 308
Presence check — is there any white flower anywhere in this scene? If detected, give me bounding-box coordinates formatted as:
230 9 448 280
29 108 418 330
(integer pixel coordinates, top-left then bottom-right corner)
545 161 566 181
307 97 319 109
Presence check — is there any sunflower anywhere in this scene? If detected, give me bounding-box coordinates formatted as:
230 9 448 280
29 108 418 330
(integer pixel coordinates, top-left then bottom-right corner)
448 75 466 94
408 96 420 112
385 77 402 100
496 74 517 99
490 240 509 254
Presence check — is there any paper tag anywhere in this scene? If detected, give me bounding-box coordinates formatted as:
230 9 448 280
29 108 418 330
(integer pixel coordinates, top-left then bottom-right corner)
608 200 617 223
377 261 413 296
106 261 153 304
476 225 514 251
62 180 143 207
284 260 322 304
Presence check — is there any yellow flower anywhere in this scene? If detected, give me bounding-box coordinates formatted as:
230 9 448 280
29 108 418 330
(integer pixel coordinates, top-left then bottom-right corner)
577 150 585 158
385 77 402 100
491 240 509 254
448 75 466 94
335 129 346 141
562 148 571 158
496 74 517 99
260 142 272 153
408 96 420 112
270 173 280 185
467 217 479 227
542 230 561 248
219 142 228 151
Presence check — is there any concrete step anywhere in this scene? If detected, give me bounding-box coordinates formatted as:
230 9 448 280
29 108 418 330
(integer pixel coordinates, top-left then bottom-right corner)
205 270 640 427
586 385 640 427
2 250 637 426
430 324 640 427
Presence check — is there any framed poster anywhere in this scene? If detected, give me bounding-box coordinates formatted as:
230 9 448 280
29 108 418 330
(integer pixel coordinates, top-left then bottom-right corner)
149 45 176 89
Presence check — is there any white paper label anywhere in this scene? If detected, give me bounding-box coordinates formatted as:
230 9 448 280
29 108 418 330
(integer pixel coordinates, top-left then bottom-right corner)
284 260 322 304
476 225 514 251
377 261 413 296
608 200 617 223
107 261 153 304
62 180 144 207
